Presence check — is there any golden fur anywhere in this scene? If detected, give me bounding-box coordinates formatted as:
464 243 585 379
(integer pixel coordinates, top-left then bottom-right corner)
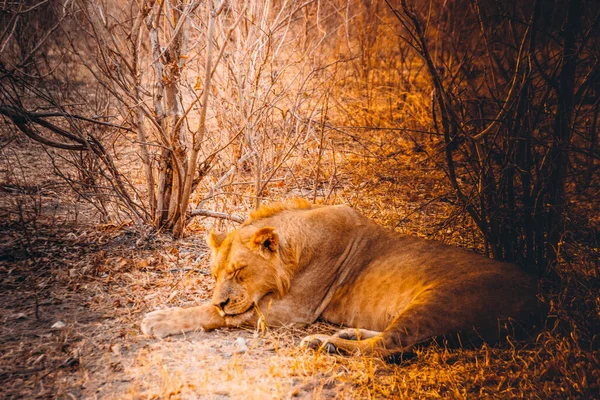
247 198 312 222
142 200 539 356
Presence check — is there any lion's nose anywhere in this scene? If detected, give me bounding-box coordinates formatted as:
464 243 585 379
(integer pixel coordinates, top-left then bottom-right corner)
216 298 230 310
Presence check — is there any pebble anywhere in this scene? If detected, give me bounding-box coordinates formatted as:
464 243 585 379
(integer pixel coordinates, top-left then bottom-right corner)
51 321 66 329
235 337 248 353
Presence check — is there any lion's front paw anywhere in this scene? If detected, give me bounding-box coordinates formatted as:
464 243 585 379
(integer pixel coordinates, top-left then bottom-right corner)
141 307 188 338
300 334 337 353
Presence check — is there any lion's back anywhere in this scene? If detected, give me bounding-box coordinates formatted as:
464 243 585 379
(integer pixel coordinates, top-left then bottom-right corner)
247 201 538 339
319 212 538 336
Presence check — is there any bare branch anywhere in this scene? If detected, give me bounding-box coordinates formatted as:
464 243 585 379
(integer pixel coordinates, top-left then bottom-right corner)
189 209 245 223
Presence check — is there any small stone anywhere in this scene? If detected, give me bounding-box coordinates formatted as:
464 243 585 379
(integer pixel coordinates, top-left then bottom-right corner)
234 337 248 353
111 343 121 356
13 312 27 320
51 321 66 329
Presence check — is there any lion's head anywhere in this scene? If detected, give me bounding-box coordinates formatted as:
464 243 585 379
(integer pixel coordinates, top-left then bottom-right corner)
207 225 292 317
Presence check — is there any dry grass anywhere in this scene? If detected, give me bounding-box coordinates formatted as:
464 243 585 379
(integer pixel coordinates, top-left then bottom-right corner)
1 213 598 398
1 127 599 399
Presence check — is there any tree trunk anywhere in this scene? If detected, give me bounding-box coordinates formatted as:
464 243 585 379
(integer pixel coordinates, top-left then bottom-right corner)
546 0 581 270
173 0 219 237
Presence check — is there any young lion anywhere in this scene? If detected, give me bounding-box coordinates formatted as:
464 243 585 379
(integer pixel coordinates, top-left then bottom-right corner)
141 199 539 356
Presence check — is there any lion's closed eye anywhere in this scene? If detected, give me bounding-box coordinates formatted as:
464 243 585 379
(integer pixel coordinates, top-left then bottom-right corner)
233 266 247 281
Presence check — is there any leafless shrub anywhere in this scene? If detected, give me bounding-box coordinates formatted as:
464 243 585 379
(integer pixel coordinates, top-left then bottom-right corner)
384 0 599 276
1 0 146 227
1 0 348 236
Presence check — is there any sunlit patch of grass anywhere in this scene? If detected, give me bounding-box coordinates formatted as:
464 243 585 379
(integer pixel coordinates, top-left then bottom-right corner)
62 190 596 399
1 213 598 398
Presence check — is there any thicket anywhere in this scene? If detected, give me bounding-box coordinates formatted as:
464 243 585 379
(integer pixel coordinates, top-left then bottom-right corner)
1 0 598 278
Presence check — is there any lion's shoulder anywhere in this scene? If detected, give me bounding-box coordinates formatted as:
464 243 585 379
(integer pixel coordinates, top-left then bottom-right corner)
247 198 313 222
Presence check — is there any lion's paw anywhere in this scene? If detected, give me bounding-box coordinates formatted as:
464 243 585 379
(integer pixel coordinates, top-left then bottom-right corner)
141 307 186 338
300 334 337 353
334 328 361 340
334 328 380 341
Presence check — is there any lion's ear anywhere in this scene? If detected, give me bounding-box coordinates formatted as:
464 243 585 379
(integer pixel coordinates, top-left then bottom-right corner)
207 230 227 249
250 227 278 255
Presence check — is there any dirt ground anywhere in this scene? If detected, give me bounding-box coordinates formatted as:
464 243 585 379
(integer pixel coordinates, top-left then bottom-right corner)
1 137 599 399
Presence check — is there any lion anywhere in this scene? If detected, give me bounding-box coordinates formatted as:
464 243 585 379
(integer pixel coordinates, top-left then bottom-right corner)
141 199 539 356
